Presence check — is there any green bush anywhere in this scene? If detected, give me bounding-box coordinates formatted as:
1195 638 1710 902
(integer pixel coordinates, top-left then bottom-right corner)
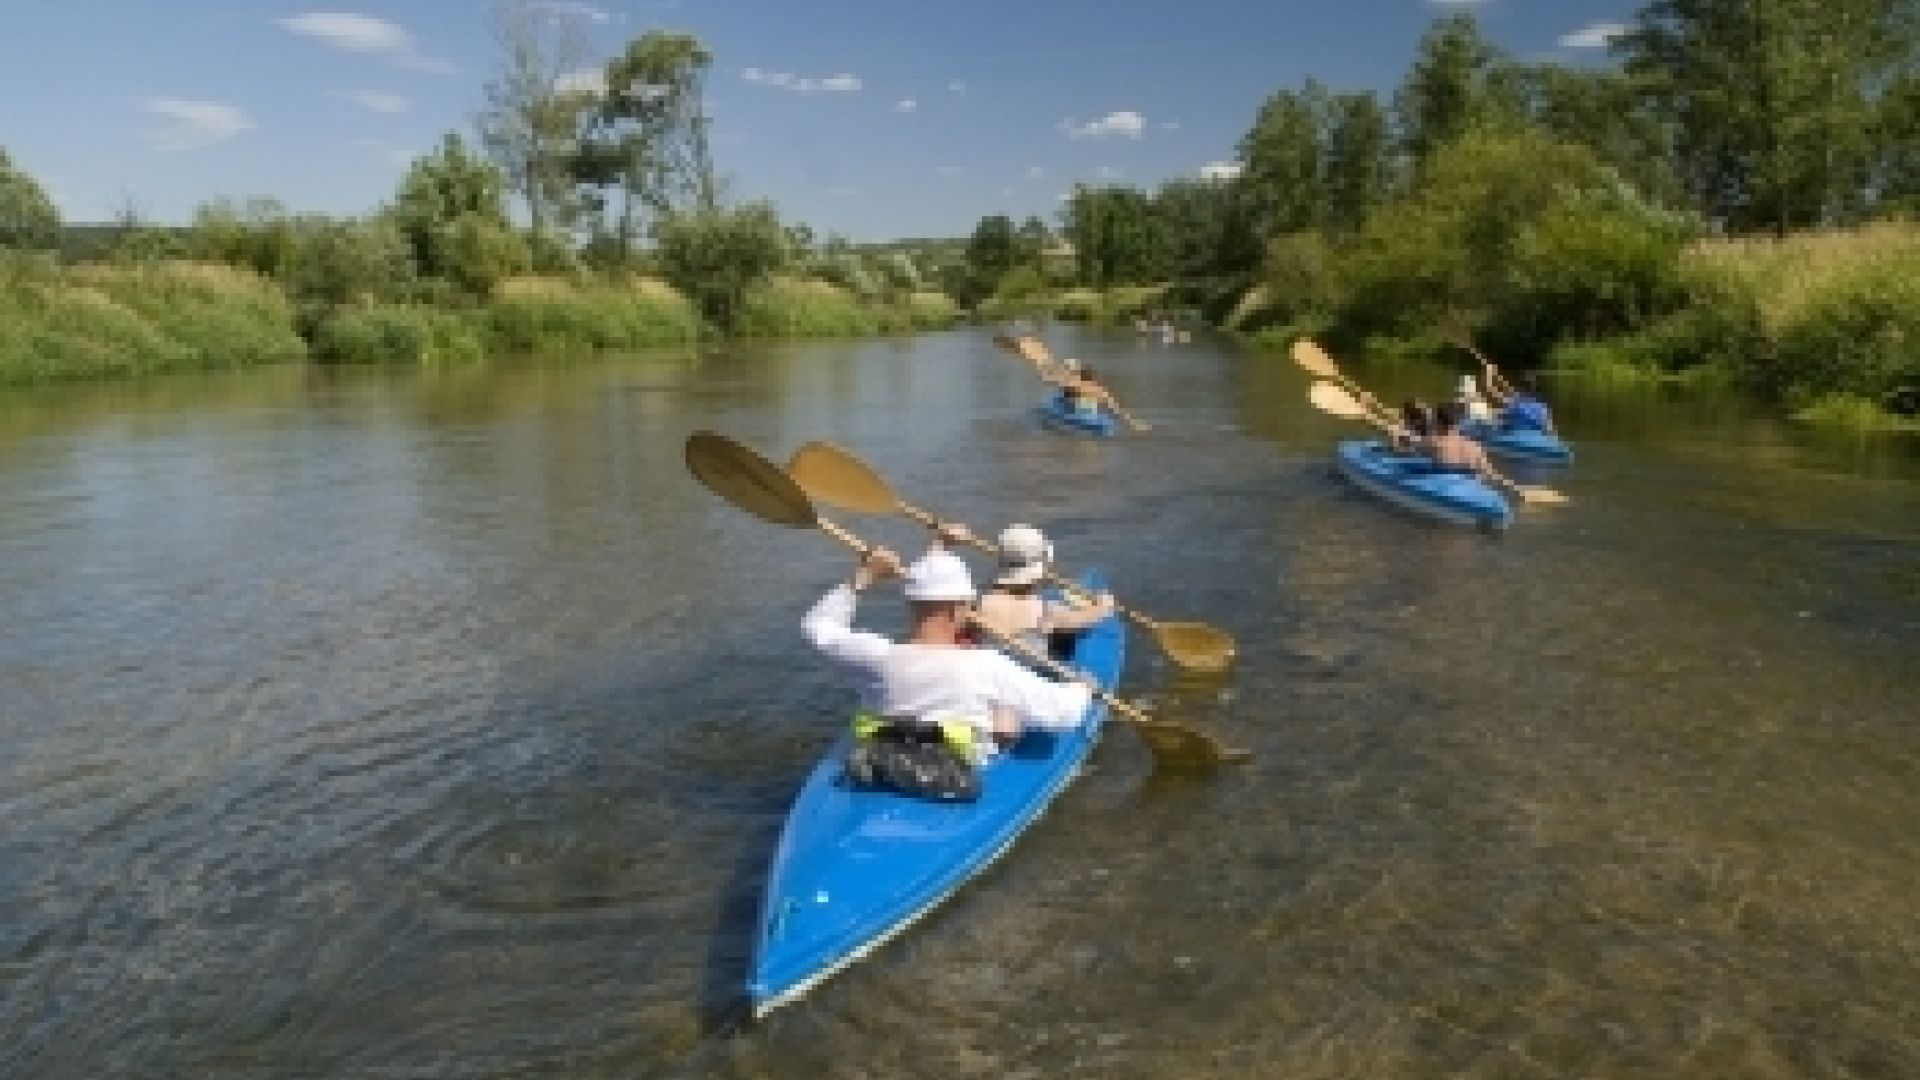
1768 262 1920 402
733 276 879 337
0 259 303 384
312 304 487 364
486 276 699 353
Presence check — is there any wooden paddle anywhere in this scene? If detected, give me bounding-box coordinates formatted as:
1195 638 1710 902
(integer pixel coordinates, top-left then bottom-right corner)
785 440 1237 673
1290 339 1394 424
1306 383 1571 506
684 432 1249 766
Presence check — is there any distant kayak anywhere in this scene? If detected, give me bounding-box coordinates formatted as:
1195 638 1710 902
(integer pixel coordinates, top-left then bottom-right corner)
1464 420 1574 465
1335 439 1513 530
1037 392 1118 437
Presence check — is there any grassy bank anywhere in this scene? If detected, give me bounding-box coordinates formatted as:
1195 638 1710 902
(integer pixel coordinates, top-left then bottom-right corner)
0 257 307 383
976 284 1168 325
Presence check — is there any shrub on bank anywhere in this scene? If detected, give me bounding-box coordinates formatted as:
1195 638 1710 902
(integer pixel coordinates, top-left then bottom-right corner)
733 276 880 337
311 304 487 364
486 275 699 353
0 258 304 383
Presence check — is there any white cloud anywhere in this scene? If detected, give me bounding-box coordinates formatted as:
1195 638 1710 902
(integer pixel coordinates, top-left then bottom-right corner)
279 12 454 74
554 68 607 97
742 67 861 94
894 97 917 112
948 80 967 94
1001 186 1015 196
140 98 253 151
1199 160 1244 181
347 90 409 113
1026 165 1045 179
1559 21 1629 48
935 165 965 177
531 1 612 22
1061 110 1146 139
1097 165 1124 179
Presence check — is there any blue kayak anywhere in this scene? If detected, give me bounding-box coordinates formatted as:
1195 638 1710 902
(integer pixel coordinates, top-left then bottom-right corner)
1335 439 1513 530
749 574 1125 1015
1036 392 1118 437
1464 420 1574 465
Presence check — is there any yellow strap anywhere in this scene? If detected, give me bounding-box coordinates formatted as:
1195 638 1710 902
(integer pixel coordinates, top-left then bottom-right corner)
851 713 979 756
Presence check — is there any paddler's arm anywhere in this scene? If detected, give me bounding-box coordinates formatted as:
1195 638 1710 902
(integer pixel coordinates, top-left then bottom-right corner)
802 547 900 666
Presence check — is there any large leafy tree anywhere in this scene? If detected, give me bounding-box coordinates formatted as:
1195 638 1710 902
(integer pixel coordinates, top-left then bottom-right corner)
0 147 60 250
1396 14 1502 167
1322 91 1394 234
1618 0 1916 231
1237 82 1329 236
1064 185 1161 287
574 31 718 260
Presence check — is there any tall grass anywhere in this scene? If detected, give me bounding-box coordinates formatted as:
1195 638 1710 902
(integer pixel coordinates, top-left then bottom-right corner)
0 257 305 384
734 276 882 337
311 304 489 364
487 275 700 353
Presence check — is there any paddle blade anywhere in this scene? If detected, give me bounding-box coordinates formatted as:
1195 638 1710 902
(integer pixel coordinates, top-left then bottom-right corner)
685 431 819 527
1308 381 1378 423
1290 338 1342 380
1016 336 1053 365
1153 622 1238 673
1518 486 1571 506
1131 719 1252 768
785 441 901 514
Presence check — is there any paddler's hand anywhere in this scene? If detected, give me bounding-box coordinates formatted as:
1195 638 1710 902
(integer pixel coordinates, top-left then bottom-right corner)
934 521 973 549
853 546 902 591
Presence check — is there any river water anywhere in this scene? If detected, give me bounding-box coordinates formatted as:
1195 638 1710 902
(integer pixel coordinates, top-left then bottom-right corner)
2 329 1915 1078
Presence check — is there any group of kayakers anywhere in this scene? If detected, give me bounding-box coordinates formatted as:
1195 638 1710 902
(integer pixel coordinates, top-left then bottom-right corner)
1388 370 1558 500
802 520 1117 799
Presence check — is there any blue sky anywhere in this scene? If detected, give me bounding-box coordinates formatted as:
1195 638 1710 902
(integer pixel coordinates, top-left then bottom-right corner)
2 0 1634 240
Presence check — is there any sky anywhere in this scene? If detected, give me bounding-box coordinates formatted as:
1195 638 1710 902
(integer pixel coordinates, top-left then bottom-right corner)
1 0 1635 241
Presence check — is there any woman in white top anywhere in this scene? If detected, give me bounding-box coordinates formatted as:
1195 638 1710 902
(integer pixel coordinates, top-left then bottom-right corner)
802 540 1092 760
1456 374 1495 425
972 525 1116 657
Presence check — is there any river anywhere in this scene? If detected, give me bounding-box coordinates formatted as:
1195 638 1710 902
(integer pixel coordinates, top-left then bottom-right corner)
2 328 1916 1078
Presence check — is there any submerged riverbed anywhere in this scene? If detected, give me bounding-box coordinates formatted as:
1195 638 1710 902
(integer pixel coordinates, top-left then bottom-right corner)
2 329 1916 1078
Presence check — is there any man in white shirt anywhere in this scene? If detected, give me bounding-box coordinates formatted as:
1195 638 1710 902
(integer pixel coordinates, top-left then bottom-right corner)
802 540 1093 762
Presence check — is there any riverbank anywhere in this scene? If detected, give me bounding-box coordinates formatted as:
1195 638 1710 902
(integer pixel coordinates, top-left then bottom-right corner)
0 257 959 385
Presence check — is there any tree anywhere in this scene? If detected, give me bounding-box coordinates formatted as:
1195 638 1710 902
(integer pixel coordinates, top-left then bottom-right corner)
1322 92 1394 234
477 0 597 236
0 147 60 250
1237 83 1329 236
390 133 528 296
1396 13 1501 167
1063 185 1160 287
654 201 788 329
957 214 1020 304
1618 0 1914 232
574 31 719 260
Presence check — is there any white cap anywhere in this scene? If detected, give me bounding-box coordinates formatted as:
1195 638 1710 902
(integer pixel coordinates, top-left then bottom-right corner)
902 551 976 602
1061 357 1082 371
994 525 1052 587
1456 375 1480 398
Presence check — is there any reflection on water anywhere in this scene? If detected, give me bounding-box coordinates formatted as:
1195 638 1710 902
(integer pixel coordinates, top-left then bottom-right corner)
1 331 1916 1078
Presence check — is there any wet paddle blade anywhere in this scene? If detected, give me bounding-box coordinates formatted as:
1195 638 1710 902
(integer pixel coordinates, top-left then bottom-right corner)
685 431 819 527
1519 486 1571 506
1152 622 1238 673
1132 718 1252 768
785 441 901 514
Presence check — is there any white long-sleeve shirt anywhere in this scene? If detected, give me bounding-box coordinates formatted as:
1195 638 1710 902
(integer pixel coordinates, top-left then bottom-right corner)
802 585 1092 752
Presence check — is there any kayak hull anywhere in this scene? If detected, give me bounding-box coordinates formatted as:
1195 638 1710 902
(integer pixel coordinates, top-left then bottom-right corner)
1335 439 1513 530
748 573 1125 1015
1464 421 1574 465
1036 392 1118 437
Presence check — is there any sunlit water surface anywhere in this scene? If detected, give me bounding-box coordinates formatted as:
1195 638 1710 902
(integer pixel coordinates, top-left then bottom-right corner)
1 330 1915 1078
